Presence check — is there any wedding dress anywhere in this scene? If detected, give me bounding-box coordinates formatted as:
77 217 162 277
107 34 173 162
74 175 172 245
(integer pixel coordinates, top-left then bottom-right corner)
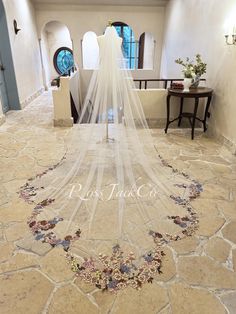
19 26 201 292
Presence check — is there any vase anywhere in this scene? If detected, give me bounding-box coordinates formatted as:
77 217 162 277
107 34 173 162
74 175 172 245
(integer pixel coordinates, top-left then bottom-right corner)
183 78 192 92
191 75 201 88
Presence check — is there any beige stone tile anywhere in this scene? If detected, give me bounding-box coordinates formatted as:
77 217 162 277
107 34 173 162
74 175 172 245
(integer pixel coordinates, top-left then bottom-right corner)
169 283 226 314
0 253 39 274
178 256 236 289
158 306 172 314
40 248 74 283
112 284 168 314
48 284 99 314
191 198 220 217
156 247 176 282
5 222 30 242
170 236 199 255
0 223 4 241
205 237 231 263
0 270 53 314
0 242 14 263
221 292 236 314
16 235 52 256
222 221 236 244
197 216 225 237
0 199 32 224
93 289 118 313
200 183 231 201
74 278 96 294
217 201 236 220
232 249 236 272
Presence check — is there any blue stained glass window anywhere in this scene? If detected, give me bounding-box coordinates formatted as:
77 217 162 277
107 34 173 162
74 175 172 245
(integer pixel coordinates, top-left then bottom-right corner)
53 47 74 75
113 22 138 69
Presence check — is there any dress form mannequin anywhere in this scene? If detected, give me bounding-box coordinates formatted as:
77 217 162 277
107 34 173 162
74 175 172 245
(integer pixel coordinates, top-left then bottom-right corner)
97 27 122 142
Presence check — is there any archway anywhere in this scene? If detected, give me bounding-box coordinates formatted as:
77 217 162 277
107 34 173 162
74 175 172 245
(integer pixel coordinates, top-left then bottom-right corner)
138 32 155 69
0 0 20 113
82 31 99 69
40 21 74 88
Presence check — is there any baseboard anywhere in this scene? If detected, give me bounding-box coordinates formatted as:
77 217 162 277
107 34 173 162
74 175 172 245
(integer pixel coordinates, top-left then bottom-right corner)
53 118 73 127
20 87 45 109
0 114 6 126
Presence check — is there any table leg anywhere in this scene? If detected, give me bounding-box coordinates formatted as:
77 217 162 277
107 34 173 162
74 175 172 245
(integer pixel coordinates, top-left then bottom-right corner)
203 96 212 132
165 95 171 133
192 98 199 140
178 97 184 127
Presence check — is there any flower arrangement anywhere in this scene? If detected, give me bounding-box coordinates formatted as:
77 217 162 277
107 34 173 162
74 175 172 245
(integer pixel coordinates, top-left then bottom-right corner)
175 54 207 79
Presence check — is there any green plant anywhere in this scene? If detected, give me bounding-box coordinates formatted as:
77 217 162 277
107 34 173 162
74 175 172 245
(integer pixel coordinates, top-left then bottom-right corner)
175 54 207 78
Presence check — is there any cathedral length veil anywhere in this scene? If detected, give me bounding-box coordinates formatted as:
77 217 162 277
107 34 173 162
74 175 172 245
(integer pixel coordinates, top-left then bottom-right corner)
20 26 201 291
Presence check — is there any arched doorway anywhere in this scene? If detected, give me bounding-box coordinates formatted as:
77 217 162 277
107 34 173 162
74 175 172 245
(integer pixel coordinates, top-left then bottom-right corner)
0 0 20 113
138 32 155 69
40 21 74 88
82 31 99 69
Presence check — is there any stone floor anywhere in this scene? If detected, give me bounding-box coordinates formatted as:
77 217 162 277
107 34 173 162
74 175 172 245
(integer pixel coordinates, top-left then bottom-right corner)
0 92 236 314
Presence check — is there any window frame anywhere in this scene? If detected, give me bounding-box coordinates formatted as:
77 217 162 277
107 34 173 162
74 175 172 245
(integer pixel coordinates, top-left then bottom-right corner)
53 47 74 75
112 22 138 70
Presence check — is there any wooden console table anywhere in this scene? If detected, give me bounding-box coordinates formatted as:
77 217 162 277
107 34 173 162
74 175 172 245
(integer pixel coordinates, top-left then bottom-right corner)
165 87 213 140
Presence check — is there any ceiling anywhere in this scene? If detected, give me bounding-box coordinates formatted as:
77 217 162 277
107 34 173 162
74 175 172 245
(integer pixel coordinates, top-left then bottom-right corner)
31 0 169 6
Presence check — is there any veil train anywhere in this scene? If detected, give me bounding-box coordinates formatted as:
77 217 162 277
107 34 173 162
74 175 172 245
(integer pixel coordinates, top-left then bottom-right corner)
19 26 202 292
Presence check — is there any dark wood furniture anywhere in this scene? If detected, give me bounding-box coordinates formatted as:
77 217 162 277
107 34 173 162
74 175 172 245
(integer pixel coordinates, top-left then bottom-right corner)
165 87 213 140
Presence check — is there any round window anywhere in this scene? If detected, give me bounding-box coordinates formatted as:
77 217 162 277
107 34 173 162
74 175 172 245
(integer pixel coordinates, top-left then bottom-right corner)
53 47 74 75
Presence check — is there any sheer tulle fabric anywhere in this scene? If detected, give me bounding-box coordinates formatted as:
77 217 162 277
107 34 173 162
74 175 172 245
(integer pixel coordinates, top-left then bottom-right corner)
29 27 198 252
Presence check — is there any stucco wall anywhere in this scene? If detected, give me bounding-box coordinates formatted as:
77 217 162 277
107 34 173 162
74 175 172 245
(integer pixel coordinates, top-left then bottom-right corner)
161 0 236 148
35 4 166 97
2 0 43 107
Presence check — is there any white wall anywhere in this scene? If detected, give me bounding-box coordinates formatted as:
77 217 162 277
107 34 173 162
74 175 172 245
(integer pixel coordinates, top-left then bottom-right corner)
143 32 155 69
82 31 99 69
3 0 43 107
35 4 166 97
42 21 73 84
161 0 236 147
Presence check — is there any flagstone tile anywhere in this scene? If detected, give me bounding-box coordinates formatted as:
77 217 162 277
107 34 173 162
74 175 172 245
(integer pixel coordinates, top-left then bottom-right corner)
220 292 236 314
40 248 74 283
217 201 236 220
232 249 236 272
0 242 14 263
48 284 99 314
0 199 32 224
200 183 231 201
5 222 30 242
196 216 225 237
205 237 231 263
169 283 226 314
0 253 39 274
178 256 236 289
112 284 168 314
0 270 53 314
74 277 96 294
222 221 236 245
156 247 176 282
169 236 199 255
92 289 118 313
16 235 52 256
